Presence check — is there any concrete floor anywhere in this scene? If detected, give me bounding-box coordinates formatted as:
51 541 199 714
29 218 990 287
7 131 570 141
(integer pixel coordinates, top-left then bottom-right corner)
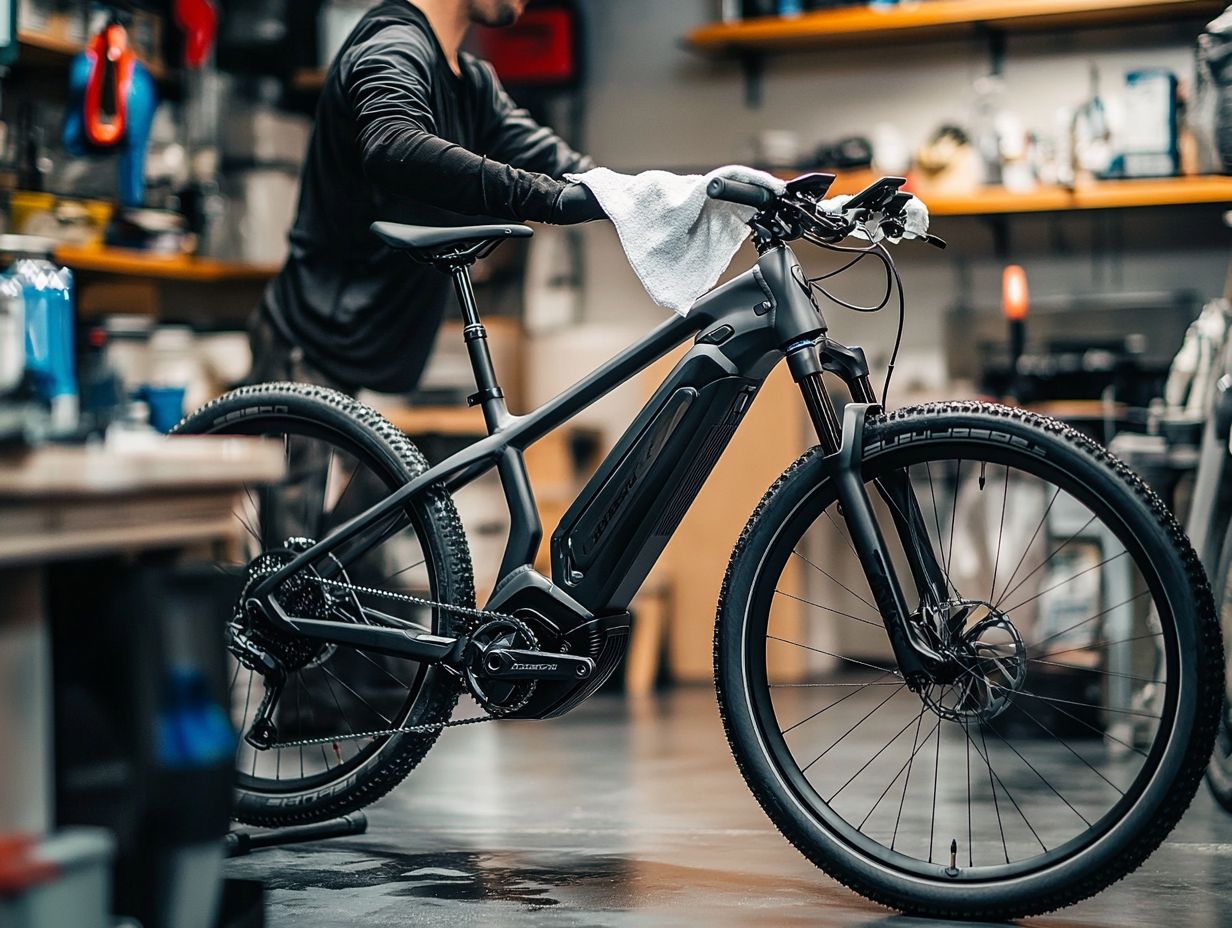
225 688 1232 927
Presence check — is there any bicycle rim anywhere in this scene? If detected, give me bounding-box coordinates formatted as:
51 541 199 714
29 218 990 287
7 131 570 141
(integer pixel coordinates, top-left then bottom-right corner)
743 437 1182 882
218 420 444 795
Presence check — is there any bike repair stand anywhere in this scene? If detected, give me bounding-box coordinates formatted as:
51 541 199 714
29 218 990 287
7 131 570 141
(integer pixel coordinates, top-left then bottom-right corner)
224 812 369 858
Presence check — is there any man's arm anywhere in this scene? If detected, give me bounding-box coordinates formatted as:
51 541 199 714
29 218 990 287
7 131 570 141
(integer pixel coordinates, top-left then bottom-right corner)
343 24 586 224
474 59 595 179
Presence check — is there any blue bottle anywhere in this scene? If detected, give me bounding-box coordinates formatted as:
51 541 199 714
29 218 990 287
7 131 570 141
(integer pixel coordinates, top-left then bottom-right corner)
778 0 804 15
10 256 78 433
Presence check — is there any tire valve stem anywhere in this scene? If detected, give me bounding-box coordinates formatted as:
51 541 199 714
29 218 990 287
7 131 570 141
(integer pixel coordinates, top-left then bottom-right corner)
946 839 960 878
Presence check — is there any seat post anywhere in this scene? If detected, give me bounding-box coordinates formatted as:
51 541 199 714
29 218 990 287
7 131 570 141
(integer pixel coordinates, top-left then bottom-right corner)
449 264 509 433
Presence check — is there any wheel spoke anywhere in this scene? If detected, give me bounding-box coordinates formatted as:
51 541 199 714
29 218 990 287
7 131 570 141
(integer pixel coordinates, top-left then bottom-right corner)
767 635 899 676
928 686 945 863
801 685 904 773
770 681 905 688
891 704 928 850
317 664 394 725
782 674 901 735
352 649 414 689
859 709 934 831
1001 550 1128 617
995 513 1098 612
1028 590 1152 652
986 721 1091 827
792 548 877 612
923 461 957 596
1005 699 1127 795
325 459 361 524
873 471 958 602
946 459 960 590
993 487 1060 607
378 557 429 588
1034 629 1161 661
1027 657 1162 685
990 464 1010 602
774 589 882 628
1003 686 1160 721
830 707 933 804
236 669 254 761
314 663 360 744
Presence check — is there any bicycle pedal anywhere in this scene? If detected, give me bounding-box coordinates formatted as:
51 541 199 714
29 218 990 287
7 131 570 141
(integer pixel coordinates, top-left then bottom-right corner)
480 647 595 681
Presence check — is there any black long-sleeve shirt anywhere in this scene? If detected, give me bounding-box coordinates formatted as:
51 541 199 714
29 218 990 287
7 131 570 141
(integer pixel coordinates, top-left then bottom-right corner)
260 0 593 392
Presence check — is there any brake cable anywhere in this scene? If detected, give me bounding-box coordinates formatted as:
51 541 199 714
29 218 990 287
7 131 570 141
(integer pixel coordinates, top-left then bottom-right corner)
787 213 908 407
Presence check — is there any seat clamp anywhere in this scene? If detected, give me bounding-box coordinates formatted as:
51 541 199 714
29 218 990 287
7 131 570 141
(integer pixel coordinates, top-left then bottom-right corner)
467 387 505 408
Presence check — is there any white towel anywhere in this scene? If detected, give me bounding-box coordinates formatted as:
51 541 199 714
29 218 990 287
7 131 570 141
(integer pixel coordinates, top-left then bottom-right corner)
567 165 787 316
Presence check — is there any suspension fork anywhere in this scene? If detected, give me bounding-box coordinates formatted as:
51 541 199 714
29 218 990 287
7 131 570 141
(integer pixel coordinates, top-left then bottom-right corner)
786 342 946 688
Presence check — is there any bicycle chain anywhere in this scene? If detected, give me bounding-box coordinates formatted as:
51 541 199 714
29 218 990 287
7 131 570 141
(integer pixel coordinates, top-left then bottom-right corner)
266 575 528 750
311 574 520 631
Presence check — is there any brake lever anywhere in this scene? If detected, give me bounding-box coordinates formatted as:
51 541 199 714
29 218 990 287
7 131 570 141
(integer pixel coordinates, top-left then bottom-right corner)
923 234 947 250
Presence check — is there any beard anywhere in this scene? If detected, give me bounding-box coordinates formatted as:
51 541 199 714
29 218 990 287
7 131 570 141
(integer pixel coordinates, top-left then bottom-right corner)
470 0 524 27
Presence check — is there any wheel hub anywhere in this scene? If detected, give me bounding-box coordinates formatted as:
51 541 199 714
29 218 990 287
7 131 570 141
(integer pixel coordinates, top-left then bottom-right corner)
919 600 1027 723
232 539 331 675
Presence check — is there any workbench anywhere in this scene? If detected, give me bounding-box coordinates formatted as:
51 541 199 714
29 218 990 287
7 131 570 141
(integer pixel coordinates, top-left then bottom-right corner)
0 437 282 850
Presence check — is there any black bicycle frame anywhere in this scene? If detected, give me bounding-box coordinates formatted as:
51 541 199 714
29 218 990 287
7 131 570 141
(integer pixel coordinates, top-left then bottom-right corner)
248 242 949 684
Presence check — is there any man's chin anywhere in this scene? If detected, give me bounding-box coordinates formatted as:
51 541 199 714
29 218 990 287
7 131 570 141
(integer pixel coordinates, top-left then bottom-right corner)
473 0 525 28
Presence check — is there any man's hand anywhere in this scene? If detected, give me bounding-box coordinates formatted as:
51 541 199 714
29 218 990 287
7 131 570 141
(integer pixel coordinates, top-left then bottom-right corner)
551 182 606 224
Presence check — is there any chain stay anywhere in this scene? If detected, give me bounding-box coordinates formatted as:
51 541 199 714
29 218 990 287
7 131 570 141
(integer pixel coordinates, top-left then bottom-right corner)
266 574 527 749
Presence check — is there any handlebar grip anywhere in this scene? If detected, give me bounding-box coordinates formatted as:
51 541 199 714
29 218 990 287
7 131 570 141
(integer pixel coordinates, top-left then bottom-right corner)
706 177 776 209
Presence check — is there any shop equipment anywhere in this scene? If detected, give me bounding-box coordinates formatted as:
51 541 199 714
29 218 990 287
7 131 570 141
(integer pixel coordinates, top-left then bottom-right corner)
63 12 158 207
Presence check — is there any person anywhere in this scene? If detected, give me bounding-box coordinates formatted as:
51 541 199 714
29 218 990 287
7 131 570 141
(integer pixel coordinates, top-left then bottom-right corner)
248 0 604 393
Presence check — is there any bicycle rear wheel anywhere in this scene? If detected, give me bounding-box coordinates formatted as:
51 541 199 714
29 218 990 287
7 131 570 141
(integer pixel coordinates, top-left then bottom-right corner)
175 383 474 826
716 403 1221 918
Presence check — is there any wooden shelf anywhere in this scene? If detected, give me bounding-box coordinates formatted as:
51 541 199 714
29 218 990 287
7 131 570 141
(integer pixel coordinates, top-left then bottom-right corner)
291 68 327 92
778 172 1232 216
687 0 1222 53
54 245 279 283
17 29 83 61
17 29 171 82
927 176 1232 216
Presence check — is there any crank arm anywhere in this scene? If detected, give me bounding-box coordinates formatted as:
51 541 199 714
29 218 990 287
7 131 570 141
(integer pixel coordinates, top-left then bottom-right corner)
827 404 947 686
480 648 595 681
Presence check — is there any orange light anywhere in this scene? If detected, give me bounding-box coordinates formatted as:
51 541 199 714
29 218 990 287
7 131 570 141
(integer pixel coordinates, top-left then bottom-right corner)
1002 265 1029 322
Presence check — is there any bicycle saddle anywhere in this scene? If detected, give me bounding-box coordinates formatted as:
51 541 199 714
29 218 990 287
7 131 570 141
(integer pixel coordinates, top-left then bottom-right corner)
371 221 533 259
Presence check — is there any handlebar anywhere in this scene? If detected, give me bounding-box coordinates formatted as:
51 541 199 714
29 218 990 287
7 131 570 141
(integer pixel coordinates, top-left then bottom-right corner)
707 172 946 251
706 177 776 210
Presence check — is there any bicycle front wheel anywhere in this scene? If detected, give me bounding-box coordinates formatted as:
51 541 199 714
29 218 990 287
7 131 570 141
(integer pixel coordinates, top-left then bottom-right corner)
716 402 1221 919
1204 517 1232 811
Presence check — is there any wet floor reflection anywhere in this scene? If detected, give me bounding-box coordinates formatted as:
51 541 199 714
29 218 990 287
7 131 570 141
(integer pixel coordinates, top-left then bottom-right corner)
227 689 1232 928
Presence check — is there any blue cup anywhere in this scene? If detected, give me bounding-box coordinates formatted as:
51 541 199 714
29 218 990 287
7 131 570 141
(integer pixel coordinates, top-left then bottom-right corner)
141 385 187 433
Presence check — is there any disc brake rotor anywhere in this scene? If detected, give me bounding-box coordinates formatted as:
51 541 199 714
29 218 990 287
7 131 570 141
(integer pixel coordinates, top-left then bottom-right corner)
921 600 1027 723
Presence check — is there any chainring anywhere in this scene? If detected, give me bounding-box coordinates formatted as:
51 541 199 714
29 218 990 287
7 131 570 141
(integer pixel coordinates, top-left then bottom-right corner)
464 616 540 715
